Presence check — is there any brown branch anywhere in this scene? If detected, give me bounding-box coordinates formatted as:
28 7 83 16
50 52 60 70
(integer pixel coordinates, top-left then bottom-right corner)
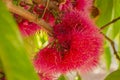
100 16 120 30
41 0 49 18
33 0 58 10
24 0 33 5
4 0 53 35
100 17 120 61
33 0 43 4
101 33 120 61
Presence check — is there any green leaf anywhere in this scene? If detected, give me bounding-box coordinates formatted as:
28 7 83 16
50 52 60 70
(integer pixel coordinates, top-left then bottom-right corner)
116 33 120 69
118 31 120 54
96 0 120 70
96 0 120 38
119 33 120 58
0 1 39 80
103 44 112 70
112 0 120 38
23 36 37 57
58 74 67 80
105 69 120 80
13 0 21 5
119 32 120 51
114 33 120 53
75 73 82 80
0 60 3 70
96 0 113 28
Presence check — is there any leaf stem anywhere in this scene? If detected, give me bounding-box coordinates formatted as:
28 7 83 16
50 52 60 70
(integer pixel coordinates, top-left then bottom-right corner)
41 0 49 18
101 33 120 61
100 17 120 30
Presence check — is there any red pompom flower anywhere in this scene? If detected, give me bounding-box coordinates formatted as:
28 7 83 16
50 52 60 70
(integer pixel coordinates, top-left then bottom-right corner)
34 47 61 73
75 0 93 12
34 10 103 74
59 0 93 14
18 19 40 36
34 5 55 26
54 11 103 73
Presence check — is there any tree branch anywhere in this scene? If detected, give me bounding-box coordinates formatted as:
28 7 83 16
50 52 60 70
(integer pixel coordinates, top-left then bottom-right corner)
100 16 120 30
101 33 120 61
99 16 120 61
4 0 53 35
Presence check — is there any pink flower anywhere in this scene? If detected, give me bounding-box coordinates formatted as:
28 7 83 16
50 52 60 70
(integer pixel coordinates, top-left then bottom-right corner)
18 19 40 36
34 47 61 73
59 0 93 15
54 10 95 47
59 0 73 12
34 5 55 26
54 11 103 73
34 5 45 15
19 1 30 10
43 12 55 26
74 0 93 12
38 72 55 80
58 30 103 73
34 10 103 74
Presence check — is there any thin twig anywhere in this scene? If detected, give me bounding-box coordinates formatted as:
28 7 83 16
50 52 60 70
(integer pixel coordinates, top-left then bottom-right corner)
33 0 43 4
100 16 120 61
4 0 53 35
101 33 120 61
100 16 120 30
24 0 33 5
41 0 49 18
33 0 58 10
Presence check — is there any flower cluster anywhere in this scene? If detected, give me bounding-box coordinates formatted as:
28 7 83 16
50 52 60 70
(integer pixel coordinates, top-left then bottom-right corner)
14 0 104 79
18 19 40 36
59 0 93 14
33 5 55 26
34 47 61 73
15 3 55 37
74 0 93 12
34 10 103 74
